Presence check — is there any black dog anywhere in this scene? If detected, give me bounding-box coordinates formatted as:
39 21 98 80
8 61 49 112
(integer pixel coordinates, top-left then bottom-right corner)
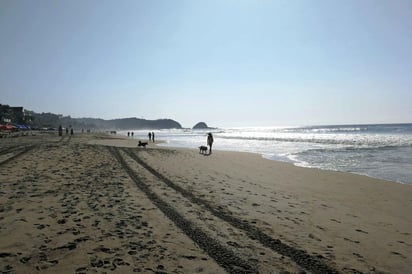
138 141 148 148
199 145 208 154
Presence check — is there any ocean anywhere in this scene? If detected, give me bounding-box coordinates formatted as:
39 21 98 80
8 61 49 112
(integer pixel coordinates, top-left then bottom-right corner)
120 123 412 185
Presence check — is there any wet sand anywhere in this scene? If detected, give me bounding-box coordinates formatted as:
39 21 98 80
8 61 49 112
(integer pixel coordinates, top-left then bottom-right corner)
0 133 411 273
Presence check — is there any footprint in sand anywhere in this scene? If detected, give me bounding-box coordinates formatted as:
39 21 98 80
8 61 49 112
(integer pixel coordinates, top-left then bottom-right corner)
330 218 341 223
391 251 406 258
355 229 368 234
343 237 360 244
353 252 364 258
308 233 322 241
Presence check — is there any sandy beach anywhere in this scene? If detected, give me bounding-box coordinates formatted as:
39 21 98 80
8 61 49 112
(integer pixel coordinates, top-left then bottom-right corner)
1 133 411 273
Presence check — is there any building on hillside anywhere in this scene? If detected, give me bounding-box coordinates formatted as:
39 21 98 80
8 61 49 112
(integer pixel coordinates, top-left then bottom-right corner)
0 104 31 125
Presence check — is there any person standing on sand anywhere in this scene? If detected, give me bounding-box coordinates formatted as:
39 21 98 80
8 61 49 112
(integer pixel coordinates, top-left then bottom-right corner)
148 132 152 141
152 132 155 142
58 125 63 136
207 133 214 154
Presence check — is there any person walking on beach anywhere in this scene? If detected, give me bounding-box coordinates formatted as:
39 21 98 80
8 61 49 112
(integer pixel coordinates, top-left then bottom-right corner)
207 133 214 154
58 125 63 136
152 132 155 142
148 132 152 141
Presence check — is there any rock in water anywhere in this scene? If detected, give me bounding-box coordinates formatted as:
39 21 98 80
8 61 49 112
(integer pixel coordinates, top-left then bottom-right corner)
193 122 209 129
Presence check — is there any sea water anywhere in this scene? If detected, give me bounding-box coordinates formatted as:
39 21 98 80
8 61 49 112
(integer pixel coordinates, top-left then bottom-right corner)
120 124 412 185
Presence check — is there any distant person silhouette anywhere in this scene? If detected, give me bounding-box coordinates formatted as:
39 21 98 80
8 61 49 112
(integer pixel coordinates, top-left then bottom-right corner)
207 133 214 154
148 132 152 141
127 132 130 137
131 132 134 137
152 132 155 142
70 128 73 135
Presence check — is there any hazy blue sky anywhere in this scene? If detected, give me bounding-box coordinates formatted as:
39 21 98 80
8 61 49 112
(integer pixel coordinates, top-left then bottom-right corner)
1 0 411 127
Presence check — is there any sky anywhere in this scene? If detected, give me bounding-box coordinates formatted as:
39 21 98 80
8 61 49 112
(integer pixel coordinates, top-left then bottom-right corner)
1 0 411 128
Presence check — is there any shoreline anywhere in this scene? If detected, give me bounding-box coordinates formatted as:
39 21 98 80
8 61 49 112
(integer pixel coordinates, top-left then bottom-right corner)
119 124 412 185
159 142 411 186
98 133 406 187
1 133 411 273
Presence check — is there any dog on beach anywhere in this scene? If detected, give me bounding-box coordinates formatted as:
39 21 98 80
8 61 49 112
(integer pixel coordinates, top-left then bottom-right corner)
199 145 208 154
138 141 148 148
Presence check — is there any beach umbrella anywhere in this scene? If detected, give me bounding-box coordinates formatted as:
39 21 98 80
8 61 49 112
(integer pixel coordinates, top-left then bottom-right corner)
5 125 17 130
17 124 29 130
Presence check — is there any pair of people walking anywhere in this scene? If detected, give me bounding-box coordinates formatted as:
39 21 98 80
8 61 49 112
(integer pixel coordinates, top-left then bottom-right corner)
148 132 155 142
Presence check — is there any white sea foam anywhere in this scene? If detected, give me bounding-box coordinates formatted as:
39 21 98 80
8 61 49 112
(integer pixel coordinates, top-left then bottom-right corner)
120 124 412 184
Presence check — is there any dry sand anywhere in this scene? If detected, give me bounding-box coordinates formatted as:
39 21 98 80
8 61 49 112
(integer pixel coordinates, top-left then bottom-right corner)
0 133 411 273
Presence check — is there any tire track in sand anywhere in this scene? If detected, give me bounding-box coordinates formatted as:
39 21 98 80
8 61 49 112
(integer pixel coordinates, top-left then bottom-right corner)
122 147 339 274
0 135 67 167
109 147 258 274
0 145 37 167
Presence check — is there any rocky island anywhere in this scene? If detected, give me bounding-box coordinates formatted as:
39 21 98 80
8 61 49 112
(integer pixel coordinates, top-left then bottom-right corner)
192 122 212 129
